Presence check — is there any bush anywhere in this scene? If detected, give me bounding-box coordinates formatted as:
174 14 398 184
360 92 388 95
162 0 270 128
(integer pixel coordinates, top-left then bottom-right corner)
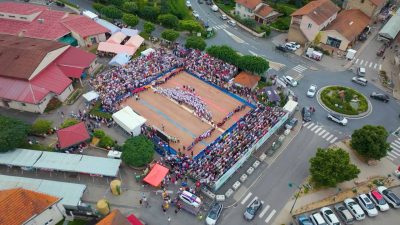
44 98 62 113
121 135 154 167
93 129 106 139
242 18 257 29
260 24 271 36
89 101 112 119
31 119 53 135
0 115 29 152
122 1 138 13
275 4 296 16
320 86 368 115
92 3 105 13
270 17 291 30
99 135 114 148
140 6 160 22
60 118 79 129
185 36 207 51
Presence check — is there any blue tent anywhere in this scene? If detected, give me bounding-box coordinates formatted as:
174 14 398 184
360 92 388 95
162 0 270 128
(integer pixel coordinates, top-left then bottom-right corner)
109 53 131 67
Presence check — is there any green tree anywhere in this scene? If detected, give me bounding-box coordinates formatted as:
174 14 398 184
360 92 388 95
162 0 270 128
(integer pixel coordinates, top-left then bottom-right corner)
122 13 139 27
31 119 53 135
206 45 240 65
260 24 271 36
93 129 106 139
351 125 390 160
157 14 179 29
122 1 138 14
179 20 203 34
92 3 105 13
0 115 29 152
101 5 123 19
310 148 360 187
144 21 155 34
110 0 124 7
237 55 269 75
99 135 114 148
121 135 154 167
159 0 171 14
60 118 79 129
161 29 180 42
185 36 206 51
242 18 257 28
140 6 159 22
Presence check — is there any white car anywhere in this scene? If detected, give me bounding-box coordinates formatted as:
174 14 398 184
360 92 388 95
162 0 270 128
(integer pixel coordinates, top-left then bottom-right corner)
377 186 400 208
186 1 192 7
285 43 297 51
205 202 223 225
344 198 365 221
211 4 219 12
356 194 378 217
327 113 348 126
307 84 317 97
289 41 301 49
220 14 228 20
320 207 341 225
283 75 298 87
368 189 390 211
227 20 236 26
192 11 200 19
179 191 201 207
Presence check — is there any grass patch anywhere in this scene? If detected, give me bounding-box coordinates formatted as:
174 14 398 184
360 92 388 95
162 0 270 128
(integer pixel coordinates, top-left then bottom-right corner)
133 45 147 59
320 86 368 115
44 97 62 113
66 88 82 105
215 1 235 12
270 16 291 31
19 141 54 151
89 101 112 119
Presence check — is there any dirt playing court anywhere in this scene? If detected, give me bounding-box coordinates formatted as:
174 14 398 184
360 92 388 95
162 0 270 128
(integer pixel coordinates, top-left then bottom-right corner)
122 72 251 156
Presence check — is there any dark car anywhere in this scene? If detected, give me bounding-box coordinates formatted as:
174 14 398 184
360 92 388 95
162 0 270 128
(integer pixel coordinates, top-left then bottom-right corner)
297 214 313 225
302 107 313 122
276 44 288 52
285 118 298 130
243 198 263 220
198 0 203 4
206 202 223 225
370 92 389 102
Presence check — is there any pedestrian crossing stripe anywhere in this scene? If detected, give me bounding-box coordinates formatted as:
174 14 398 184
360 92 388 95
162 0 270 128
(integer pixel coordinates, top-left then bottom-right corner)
213 24 228 30
292 65 307 73
330 137 338 143
314 127 322 134
241 192 252 205
326 134 334 141
394 140 400 145
322 132 330 138
388 152 397 158
353 58 382 70
265 209 276 223
318 130 326 136
387 156 394 161
259 205 270 218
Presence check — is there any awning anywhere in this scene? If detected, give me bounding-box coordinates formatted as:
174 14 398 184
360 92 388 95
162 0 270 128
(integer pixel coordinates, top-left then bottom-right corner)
82 90 99 102
107 32 127 44
56 122 90 149
127 214 143 225
98 42 137 55
143 164 169 187
109 53 131 66
95 18 121 34
82 10 98 20
125 35 144 48
141 48 155 57
112 106 147 135
121 28 139 37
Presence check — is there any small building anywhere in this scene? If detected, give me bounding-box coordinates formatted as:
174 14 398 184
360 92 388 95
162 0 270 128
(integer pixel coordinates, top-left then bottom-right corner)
254 4 281 24
0 188 66 225
321 9 370 51
56 122 90 149
288 0 340 44
378 9 400 41
344 0 387 19
233 71 261 90
235 0 280 24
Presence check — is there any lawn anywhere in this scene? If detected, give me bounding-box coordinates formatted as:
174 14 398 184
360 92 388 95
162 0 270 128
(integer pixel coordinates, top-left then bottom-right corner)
320 86 368 115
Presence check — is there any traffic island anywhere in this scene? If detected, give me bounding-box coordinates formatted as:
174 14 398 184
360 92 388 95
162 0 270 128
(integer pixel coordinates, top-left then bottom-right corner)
316 85 372 119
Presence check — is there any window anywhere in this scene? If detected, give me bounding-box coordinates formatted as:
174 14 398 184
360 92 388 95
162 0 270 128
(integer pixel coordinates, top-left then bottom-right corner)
308 23 312 28
8 15 15 18
327 36 341 48
20 17 27 20
0 14 4 16
21 102 26 106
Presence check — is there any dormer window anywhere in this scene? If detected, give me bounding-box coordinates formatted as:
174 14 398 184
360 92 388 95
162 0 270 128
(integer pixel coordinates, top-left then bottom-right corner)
308 23 312 28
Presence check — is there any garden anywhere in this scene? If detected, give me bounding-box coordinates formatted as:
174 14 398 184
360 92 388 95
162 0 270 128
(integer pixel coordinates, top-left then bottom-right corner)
319 86 369 115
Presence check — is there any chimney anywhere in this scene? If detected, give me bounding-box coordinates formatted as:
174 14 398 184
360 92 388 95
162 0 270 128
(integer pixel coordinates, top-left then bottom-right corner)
38 18 44 24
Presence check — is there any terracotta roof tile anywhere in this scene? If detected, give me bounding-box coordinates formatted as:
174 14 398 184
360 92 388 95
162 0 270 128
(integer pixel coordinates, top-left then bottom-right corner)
57 122 90 149
255 4 274 18
0 188 60 225
291 0 340 25
97 209 132 225
370 0 386 6
62 15 109 38
0 1 47 15
235 0 262 10
233 71 260 89
325 9 370 41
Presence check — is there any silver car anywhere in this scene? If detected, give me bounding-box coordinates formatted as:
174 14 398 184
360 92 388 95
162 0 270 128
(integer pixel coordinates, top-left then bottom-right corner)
243 198 263 220
307 84 317 97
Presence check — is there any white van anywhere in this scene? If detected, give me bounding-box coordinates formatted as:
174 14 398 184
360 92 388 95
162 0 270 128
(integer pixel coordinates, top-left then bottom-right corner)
211 5 218 12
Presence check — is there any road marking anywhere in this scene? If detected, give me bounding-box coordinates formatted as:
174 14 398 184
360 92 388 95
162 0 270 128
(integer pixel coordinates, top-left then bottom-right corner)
387 156 394 161
223 29 245 44
265 209 276 223
355 58 359 64
241 192 252 205
374 63 378 69
322 132 330 138
394 139 400 145
390 148 400 156
369 62 373 67
306 123 315 129
249 50 258 56
391 142 400 149
259 205 270 218
310 125 319 132
360 59 364 65
330 137 338 143
364 60 369 66
326 134 334 141
314 127 322 134
303 122 309 127
318 130 326 136
387 152 397 158
379 64 382 70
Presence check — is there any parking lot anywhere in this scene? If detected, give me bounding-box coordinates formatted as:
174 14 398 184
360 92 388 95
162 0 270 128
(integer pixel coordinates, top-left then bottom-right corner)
294 186 400 225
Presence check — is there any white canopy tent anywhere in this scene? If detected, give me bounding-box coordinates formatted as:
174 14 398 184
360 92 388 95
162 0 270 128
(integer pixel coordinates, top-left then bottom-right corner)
82 91 99 102
283 99 298 114
112 106 147 136
82 10 98 20
141 48 155 57
109 53 131 66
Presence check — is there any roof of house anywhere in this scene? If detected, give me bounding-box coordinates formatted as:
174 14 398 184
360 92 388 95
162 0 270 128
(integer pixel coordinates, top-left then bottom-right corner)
55 46 97 78
326 9 370 41
235 0 262 10
57 122 90 149
233 71 261 88
291 0 340 25
370 0 386 7
0 188 60 225
62 15 109 38
97 209 132 225
0 1 47 15
255 4 274 18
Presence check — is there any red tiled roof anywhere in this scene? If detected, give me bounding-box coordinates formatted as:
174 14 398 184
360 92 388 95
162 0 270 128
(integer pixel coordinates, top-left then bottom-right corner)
62 15 109 38
0 188 59 225
0 1 46 15
291 0 340 25
325 9 370 41
233 71 261 89
31 63 72 95
235 0 262 10
0 76 49 104
370 0 386 7
97 210 133 225
255 4 274 18
57 122 90 149
56 46 97 75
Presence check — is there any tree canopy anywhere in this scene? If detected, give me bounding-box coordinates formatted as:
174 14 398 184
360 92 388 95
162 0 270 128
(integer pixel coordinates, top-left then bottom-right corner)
140 6 160 22
122 13 139 27
0 115 29 152
185 36 206 51
122 1 138 14
157 14 179 29
310 148 360 187
237 55 269 75
161 29 180 42
31 119 53 135
101 5 123 19
179 20 203 34
206 45 240 66
121 135 154 167
143 22 155 34
351 125 390 160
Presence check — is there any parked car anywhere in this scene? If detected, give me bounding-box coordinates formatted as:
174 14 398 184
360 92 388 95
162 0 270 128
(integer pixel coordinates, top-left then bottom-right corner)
344 198 365 221
197 0 203 4
220 14 228 20
186 1 192 8
282 75 298 87
357 67 366 76
310 212 327 225
206 0 212 5
370 92 389 102
211 5 219 11
179 191 202 208
243 198 263 221
334 203 355 225
284 43 297 51
289 41 301 49
377 186 400 208
302 107 313 122
227 20 236 26
320 207 340 225
297 214 313 225
327 113 348 126
206 202 223 225
285 118 298 130
307 84 317 97
356 194 378 217
276 44 289 52
192 11 200 19
368 189 390 211
351 77 367 86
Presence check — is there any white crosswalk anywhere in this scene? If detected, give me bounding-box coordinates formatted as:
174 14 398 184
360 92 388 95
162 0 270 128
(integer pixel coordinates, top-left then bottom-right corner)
292 65 307 73
303 122 339 143
387 138 400 161
213 24 228 30
240 193 277 224
352 58 381 71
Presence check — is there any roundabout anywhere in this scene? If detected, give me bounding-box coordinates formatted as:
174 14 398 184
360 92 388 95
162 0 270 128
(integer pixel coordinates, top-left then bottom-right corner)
316 85 372 119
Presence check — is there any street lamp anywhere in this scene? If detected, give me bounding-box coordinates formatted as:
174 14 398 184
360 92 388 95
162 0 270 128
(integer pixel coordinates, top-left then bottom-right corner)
288 182 302 214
